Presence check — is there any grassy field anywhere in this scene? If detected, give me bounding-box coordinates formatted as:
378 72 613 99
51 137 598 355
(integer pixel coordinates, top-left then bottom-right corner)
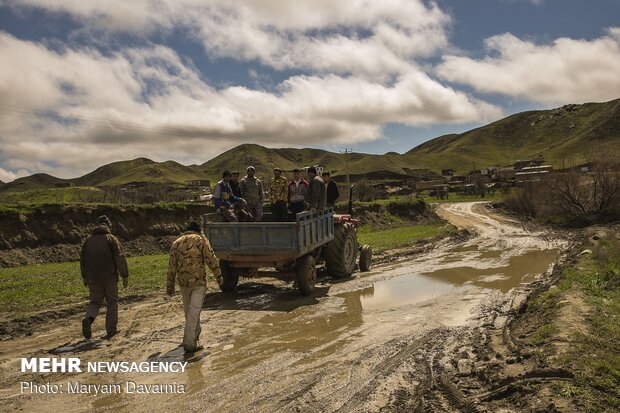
0 186 104 204
0 254 218 315
357 222 457 252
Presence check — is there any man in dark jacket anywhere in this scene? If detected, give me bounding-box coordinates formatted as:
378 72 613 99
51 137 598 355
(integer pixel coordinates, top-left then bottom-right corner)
229 171 242 198
322 171 340 208
305 166 326 212
80 215 129 339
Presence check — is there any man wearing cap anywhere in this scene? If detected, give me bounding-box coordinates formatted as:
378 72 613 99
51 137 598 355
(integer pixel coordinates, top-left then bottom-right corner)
269 168 289 221
240 166 264 221
167 221 222 353
288 168 308 216
80 215 129 339
213 170 245 222
305 166 327 212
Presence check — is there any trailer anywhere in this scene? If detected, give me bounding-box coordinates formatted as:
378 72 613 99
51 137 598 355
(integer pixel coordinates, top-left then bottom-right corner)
203 209 372 296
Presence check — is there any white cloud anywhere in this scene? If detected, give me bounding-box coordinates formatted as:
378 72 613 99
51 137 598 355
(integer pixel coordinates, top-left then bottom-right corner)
7 0 450 78
0 167 30 183
437 28 620 104
0 31 501 179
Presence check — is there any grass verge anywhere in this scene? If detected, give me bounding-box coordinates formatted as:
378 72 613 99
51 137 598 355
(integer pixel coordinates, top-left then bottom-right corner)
524 234 620 410
0 254 218 316
357 222 457 252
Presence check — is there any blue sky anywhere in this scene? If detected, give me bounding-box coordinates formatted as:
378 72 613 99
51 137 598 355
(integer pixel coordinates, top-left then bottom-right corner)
0 0 619 180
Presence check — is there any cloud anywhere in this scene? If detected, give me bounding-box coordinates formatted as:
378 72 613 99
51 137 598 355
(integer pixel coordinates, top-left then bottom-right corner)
0 30 501 179
0 167 29 182
437 28 620 104
7 0 450 79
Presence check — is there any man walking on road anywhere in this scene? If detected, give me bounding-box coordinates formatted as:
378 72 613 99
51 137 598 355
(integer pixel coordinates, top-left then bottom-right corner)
240 166 264 221
167 221 222 353
80 215 129 339
269 168 289 221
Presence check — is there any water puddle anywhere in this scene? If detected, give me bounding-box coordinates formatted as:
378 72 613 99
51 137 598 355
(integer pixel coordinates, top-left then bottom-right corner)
338 248 559 311
339 274 461 311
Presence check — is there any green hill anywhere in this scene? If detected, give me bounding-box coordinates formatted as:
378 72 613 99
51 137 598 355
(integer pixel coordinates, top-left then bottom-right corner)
98 160 206 186
403 99 620 172
71 158 155 186
0 173 69 192
1 98 618 194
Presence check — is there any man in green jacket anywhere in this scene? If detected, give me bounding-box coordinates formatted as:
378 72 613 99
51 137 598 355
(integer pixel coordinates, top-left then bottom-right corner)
167 221 222 352
80 215 129 339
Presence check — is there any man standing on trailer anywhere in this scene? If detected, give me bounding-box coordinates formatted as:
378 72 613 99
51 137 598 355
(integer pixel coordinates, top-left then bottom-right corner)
269 167 289 221
240 166 264 221
322 171 340 208
306 166 326 213
288 168 308 217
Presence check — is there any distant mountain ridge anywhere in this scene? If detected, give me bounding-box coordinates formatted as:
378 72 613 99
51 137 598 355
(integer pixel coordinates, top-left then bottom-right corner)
2 98 619 193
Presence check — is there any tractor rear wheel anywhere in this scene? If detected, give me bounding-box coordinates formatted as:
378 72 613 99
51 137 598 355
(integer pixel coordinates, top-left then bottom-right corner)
219 260 239 292
296 254 316 296
359 244 372 272
326 222 358 278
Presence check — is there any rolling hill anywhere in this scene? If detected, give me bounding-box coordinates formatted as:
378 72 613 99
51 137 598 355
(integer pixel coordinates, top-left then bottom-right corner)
1 98 618 195
403 99 620 171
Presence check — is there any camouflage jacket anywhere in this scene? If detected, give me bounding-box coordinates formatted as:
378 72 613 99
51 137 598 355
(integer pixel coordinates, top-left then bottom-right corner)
167 231 221 289
269 176 289 203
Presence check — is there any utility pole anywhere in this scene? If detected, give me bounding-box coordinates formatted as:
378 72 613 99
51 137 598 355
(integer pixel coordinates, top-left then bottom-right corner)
340 148 353 199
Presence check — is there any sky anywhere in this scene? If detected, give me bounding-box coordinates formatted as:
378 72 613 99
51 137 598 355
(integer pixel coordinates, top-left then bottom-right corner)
0 0 619 182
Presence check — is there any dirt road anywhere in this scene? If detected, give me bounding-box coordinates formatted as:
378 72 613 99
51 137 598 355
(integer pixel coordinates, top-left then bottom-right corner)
0 202 565 412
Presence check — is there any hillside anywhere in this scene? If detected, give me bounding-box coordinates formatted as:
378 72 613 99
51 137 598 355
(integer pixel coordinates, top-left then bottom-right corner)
404 99 620 171
71 158 156 186
0 173 68 192
97 160 205 186
1 98 619 194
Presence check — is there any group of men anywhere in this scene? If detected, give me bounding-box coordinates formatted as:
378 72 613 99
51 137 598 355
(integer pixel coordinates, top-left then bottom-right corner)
78 166 341 352
213 166 340 222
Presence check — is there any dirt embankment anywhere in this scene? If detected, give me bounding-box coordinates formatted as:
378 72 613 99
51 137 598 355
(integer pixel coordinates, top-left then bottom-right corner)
0 204 215 267
351 199 436 226
0 201 431 267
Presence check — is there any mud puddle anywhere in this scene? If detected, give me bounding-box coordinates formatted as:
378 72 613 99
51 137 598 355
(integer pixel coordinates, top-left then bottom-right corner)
0 202 566 413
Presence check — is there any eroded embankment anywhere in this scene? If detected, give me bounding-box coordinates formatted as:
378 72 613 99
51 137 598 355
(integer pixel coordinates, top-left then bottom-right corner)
0 204 214 267
0 200 434 267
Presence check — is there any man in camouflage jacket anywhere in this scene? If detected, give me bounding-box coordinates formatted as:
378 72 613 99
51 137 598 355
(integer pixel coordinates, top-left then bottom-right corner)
269 167 289 221
167 221 222 352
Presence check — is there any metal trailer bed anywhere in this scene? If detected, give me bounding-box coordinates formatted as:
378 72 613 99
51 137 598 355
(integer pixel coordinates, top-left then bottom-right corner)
203 209 335 295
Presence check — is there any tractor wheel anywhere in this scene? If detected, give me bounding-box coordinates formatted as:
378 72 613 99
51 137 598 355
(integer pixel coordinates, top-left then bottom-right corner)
296 254 316 296
219 260 239 292
359 244 372 272
326 222 358 278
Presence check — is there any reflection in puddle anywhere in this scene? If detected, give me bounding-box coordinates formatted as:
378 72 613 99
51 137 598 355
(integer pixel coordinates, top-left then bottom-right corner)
338 276 460 311
339 248 559 311
423 249 559 293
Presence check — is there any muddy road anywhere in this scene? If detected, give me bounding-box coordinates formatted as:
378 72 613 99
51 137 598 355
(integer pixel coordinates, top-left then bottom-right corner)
0 202 565 412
